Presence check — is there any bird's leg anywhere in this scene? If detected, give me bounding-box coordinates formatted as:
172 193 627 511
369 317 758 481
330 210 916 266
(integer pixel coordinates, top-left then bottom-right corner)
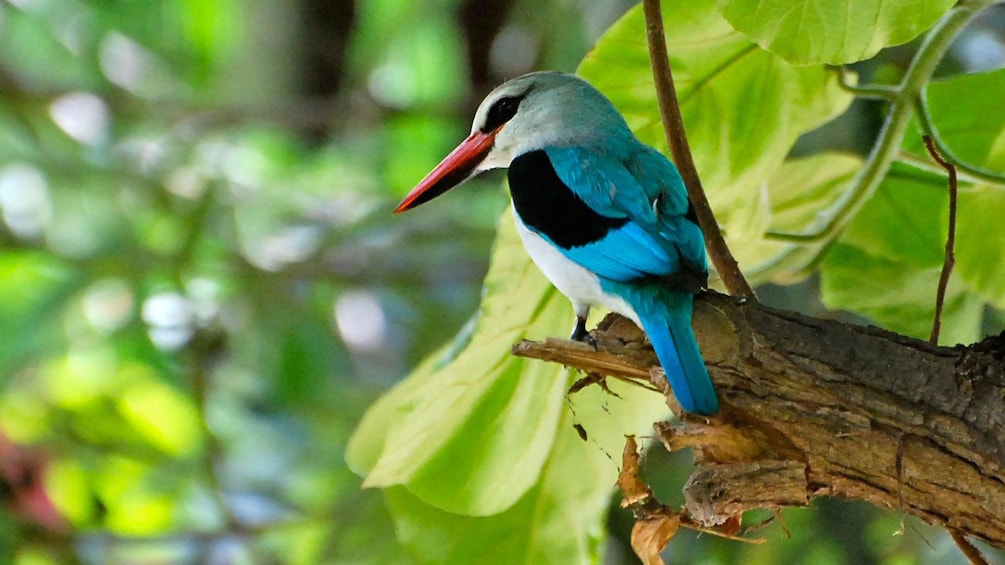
569 304 597 349
570 315 589 341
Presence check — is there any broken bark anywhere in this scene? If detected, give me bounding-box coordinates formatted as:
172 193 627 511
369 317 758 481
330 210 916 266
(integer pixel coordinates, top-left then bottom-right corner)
511 291 1005 549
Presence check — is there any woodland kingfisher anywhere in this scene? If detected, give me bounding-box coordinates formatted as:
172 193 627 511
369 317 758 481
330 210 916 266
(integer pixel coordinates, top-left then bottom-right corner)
393 71 718 415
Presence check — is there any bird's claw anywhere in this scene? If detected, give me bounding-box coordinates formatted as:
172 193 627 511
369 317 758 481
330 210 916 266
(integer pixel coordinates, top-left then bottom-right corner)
570 316 598 350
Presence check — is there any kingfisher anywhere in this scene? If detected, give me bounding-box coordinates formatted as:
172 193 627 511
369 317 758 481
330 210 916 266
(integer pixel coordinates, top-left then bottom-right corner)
394 71 718 415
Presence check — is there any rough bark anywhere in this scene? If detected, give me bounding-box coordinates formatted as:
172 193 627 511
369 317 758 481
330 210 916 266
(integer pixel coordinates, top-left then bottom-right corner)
511 291 1005 549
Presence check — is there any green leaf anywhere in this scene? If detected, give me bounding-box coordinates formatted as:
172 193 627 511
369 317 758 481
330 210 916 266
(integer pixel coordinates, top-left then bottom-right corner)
956 185 1005 309
820 243 984 345
820 163 991 345
905 68 1005 171
578 0 851 245
839 165 950 269
738 152 862 282
348 210 572 516
894 69 1005 316
717 0 954 65
384 377 667 564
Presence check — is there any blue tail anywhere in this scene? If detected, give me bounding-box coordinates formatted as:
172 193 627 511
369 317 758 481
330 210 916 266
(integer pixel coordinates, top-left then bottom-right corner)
635 293 718 415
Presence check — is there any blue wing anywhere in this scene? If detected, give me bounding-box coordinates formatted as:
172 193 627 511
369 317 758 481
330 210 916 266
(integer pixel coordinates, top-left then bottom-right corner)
543 145 706 286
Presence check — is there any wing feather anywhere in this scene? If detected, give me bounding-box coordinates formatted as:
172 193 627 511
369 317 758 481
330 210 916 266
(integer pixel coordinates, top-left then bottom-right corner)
541 146 706 285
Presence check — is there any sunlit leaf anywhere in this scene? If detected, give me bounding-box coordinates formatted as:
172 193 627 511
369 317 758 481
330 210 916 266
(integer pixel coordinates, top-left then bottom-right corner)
819 163 988 345
717 0 954 65
820 243 984 345
738 152 862 282
350 0 469 108
383 378 667 564
348 211 571 515
904 68 1005 171
839 165 950 269
956 185 1005 309
180 0 240 82
45 459 94 525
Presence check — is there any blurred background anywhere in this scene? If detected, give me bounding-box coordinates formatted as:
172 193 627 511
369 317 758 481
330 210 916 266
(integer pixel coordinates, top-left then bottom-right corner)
0 0 1003 563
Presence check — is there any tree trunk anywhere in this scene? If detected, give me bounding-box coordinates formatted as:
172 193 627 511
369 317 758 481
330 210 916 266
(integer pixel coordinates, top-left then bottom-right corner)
512 291 1005 550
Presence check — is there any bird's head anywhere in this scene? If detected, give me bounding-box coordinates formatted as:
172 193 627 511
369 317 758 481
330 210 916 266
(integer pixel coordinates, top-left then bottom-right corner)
393 71 629 213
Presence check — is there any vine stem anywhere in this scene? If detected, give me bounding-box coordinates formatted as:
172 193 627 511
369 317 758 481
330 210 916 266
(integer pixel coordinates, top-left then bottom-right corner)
642 0 756 300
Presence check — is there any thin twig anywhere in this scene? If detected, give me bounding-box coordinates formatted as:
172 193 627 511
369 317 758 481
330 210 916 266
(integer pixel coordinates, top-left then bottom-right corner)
923 135 958 345
641 0 756 301
950 530 991 565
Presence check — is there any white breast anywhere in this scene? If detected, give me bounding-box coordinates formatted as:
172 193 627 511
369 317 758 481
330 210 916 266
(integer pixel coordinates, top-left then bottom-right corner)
512 209 640 326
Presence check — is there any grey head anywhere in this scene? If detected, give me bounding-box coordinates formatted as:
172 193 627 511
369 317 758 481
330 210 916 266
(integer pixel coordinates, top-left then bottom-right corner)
472 71 634 171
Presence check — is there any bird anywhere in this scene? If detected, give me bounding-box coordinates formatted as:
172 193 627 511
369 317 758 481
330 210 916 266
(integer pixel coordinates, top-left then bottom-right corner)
393 71 718 415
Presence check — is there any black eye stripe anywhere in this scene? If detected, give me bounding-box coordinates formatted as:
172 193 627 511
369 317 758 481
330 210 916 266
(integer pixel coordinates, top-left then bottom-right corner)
482 96 522 133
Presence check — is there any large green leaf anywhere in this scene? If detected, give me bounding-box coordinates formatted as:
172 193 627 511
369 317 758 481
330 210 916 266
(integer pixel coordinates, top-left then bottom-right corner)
384 377 666 564
904 69 1005 171
819 162 988 345
898 70 1005 309
820 243 984 346
739 152 862 283
838 166 950 269
578 0 851 246
956 186 1005 309
877 69 1005 319
347 211 573 516
717 0 954 65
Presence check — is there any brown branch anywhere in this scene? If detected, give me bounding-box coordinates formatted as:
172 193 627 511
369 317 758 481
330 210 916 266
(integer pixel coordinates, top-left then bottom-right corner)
641 0 756 300
951 530 991 565
923 134 959 345
512 293 1005 553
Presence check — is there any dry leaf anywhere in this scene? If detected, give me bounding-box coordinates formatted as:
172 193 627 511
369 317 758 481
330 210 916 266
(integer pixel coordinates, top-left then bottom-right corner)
618 435 652 506
631 515 680 565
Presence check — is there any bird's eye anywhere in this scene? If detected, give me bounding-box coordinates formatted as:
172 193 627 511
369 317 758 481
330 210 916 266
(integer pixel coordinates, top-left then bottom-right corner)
482 96 522 132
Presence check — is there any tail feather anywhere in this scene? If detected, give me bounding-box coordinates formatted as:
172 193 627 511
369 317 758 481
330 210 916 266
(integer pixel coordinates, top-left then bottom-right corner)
637 296 718 415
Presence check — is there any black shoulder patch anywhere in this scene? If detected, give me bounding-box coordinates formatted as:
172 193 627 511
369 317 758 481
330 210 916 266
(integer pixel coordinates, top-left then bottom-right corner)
508 150 628 249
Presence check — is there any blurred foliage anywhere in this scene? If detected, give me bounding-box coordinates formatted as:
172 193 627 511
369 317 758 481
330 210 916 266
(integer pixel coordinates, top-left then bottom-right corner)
1 0 1004 564
0 0 605 561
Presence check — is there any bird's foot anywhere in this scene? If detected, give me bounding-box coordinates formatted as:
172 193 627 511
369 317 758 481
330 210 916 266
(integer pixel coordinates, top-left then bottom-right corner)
569 316 597 350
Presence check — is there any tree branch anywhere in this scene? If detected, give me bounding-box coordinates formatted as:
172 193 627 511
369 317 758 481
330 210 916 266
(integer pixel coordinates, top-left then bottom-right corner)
642 0 756 300
512 293 1005 550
